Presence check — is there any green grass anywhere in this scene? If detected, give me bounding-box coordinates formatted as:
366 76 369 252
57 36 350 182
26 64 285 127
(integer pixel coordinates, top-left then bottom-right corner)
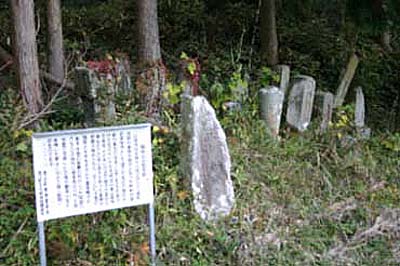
0 96 399 265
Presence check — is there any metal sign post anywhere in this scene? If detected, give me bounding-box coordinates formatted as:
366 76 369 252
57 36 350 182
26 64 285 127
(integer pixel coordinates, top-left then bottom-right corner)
32 124 156 265
38 222 47 266
148 202 156 265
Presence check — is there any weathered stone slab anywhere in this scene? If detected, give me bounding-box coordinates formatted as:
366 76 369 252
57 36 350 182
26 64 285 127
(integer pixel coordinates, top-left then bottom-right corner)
355 87 365 128
314 91 334 133
275 65 290 95
74 67 101 126
334 53 359 107
74 66 118 125
115 56 132 93
181 95 235 222
286 75 316 132
259 86 284 138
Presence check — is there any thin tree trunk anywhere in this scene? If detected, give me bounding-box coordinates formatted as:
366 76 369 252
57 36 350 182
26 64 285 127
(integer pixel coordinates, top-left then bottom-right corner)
48 0 64 81
11 0 43 115
137 0 161 65
136 0 165 118
260 0 279 66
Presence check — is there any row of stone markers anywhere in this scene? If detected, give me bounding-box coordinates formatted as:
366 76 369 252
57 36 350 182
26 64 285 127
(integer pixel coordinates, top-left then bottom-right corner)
179 65 371 223
258 65 370 138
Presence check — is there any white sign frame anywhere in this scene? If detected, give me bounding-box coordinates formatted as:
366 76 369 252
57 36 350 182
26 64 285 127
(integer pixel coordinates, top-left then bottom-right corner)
32 124 156 266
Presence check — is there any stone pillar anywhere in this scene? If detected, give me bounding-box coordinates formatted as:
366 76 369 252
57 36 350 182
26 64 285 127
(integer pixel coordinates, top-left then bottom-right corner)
180 95 235 222
74 67 118 125
354 87 371 139
355 87 365 128
259 86 284 138
74 67 100 126
275 65 290 95
286 75 316 132
314 91 334 133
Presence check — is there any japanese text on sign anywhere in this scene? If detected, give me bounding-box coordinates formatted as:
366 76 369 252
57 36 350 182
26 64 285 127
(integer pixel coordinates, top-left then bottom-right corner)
32 124 153 222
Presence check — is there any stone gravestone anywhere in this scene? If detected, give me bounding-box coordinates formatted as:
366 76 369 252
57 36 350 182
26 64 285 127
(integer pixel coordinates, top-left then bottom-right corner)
354 87 371 139
275 65 290 95
355 87 365 128
74 67 101 126
314 91 334 133
75 66 117 125
181 95 235 222
259 86 284 138
286 75 316 132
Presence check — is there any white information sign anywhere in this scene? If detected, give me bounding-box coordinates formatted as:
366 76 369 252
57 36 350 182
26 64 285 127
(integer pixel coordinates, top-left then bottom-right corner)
32 124 154 222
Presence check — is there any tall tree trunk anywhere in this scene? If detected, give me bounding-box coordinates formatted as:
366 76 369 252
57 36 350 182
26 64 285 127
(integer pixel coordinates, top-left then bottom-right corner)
136 0 165 118
260 0 279 66
11 0 43 115
47 0 65 81
137 0 161 65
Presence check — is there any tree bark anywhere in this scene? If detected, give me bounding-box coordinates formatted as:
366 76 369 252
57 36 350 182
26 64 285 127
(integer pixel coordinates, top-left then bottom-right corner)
260 0 279 66
11 0 43 115
136 0 165 118
47 0 65 81
136 0 161 65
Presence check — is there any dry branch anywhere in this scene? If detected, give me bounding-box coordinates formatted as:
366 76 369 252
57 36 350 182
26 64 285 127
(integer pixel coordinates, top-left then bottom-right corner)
0 44 75 90
325 208 400 261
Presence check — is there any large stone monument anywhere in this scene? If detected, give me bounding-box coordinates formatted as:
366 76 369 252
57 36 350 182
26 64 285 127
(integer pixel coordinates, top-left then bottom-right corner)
286 75 316 132
259 86 284 138
181 95 235 222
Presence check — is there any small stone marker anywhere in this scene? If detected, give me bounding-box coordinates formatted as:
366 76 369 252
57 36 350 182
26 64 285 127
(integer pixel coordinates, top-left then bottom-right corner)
181 96 235 222
314 91 334 133
74 67 101 126
355 87 365 128
354 87 371 139
286 75 316 132
275 65 290 95
259 86 284 138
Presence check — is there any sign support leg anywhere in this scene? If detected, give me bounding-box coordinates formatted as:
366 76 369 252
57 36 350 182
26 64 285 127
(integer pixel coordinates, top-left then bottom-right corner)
38 222 47 266
148 202 156 265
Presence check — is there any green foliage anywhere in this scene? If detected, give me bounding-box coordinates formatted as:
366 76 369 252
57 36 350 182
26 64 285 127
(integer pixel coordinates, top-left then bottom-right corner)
259 66 280 88
381 133 400 152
